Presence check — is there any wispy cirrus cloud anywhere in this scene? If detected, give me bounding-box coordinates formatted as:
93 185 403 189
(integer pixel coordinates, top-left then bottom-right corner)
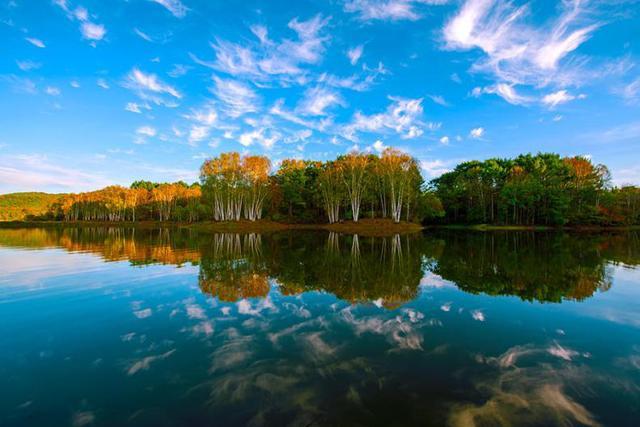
344 0 448 22
297 86 345 116
347 45 364 65
16 60 41 71
134 28 153 42
124 68 181 106
192 14 331 84
182 104 220 146
620 76 640 104
443 0 601 99
472 83 532 105
25 37 45 48
212 77 260 118
541 89 586 108
54 0 106 43
150 0 188 18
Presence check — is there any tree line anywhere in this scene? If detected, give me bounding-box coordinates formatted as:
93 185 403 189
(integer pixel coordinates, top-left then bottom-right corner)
31 150 640 226
46 148 440 224
432 153 640 226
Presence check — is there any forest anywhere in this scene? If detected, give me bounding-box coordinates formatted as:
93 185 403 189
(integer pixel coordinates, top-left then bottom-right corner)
433 153 640 226
1 149 639 226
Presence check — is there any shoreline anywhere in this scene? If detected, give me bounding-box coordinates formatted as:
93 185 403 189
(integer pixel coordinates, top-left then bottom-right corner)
0 220 638 234
0 219 424 236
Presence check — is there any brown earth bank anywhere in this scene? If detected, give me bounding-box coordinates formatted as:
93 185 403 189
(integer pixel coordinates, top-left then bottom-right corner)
0 219 425 236
1 220 637 235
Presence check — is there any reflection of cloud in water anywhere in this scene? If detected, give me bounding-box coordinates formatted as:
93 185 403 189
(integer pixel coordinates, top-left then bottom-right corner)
133 308 152 319
236 296 276 316
72 410 95 427
127 349 175 375
210 335 254 373
402 308 425 323
419 271 453 289
193 321 214 336
283 301 312 318
268 317 326 347
186 304 206 320
548 342 579 361
448 363 602 427
341 308 423 351
300 332 336 361
471 310 485 322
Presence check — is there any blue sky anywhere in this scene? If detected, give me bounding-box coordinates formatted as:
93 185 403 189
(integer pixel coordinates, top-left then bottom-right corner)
1 0 639 193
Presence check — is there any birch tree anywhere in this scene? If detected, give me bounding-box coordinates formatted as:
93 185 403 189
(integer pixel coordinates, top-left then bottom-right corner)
339 152 369 222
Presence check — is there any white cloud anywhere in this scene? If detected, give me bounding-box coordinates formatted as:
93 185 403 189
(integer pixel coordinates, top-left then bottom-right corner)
150 0 188 18
124 68 181 106
186 105 218 126
469 127 485 139
187 126 209 145
16 60 41 71
542 89 581 107
298 86 344 116
317 72 378 92
347 45 364 65
621 77 640 103
197 15 330 84
428 94 450 107
270 99 327 130
238 128 280 149
404 125 423 139
54 1 106 44
420 159 450 178
212 77 259 118
80 21 106 41
439 136 450 145
168 64 190 78
473 83 531 105
136 126 157 137
372 139 386 153
25 37 45 48
96 78 109 89
125 102 142 113
45 86 61 96
70 80 80 88
183 104 219 146
344 0 448 22
342 96 425 141
134 28 153 42
443 0 599 89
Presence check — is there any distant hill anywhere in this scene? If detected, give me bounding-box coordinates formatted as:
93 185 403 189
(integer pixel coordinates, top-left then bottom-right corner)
0 192 64 221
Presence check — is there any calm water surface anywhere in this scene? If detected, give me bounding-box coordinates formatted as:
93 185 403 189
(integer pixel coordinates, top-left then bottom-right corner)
0 227 639 426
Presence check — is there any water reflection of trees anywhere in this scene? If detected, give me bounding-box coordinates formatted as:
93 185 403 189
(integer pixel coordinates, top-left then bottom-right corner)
269 232 423 307
423 231 640 302
1 227 638 304
0 226 201 266
198 233 270 302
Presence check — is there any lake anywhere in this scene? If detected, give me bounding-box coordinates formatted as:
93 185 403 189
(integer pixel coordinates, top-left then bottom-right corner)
1 227 639 426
